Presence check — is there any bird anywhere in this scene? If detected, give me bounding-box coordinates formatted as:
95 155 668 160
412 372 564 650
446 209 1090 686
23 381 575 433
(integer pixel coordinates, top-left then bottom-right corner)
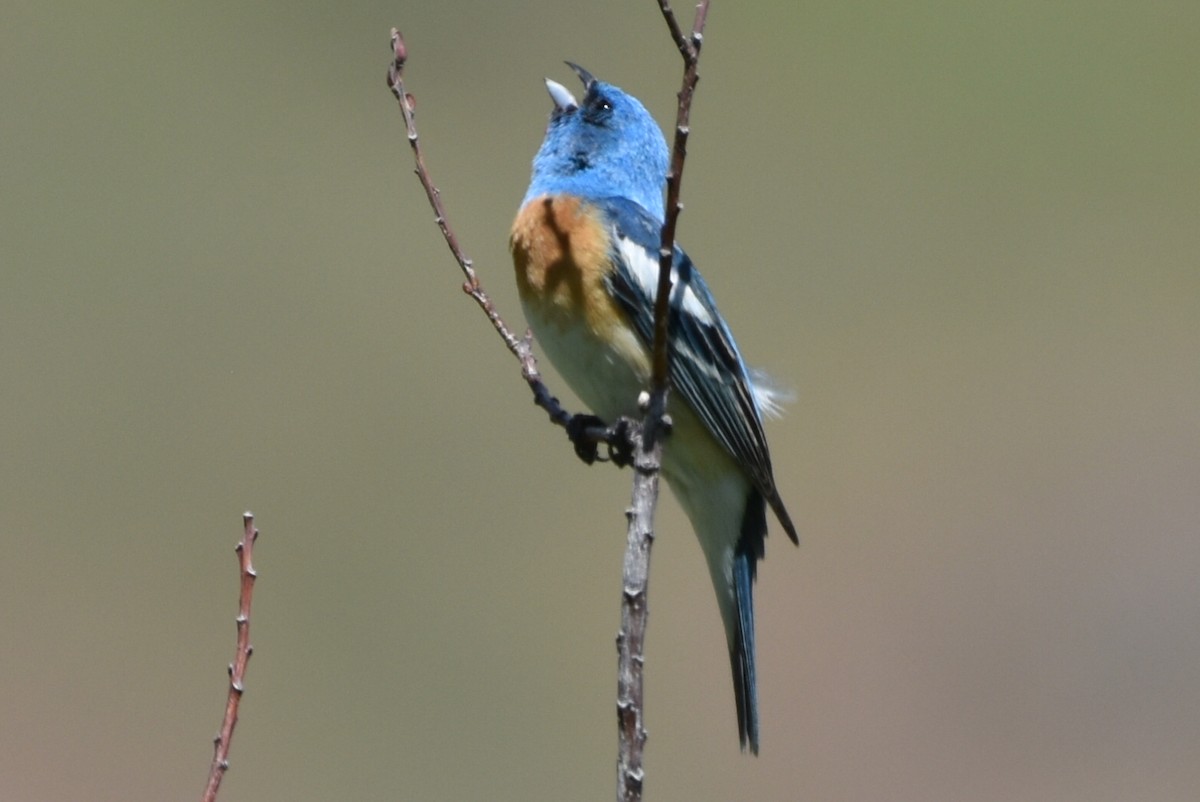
509 63 797 754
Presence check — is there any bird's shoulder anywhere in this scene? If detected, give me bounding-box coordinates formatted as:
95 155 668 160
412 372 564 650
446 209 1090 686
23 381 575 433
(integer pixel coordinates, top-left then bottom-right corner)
587 196 726 334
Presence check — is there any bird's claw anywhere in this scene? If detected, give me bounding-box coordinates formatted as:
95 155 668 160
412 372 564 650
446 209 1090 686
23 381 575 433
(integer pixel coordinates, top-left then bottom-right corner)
566 413 607 465
566 414 638 468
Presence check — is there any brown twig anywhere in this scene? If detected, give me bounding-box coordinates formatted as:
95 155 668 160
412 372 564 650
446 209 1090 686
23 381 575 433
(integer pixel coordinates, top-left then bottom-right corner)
616 4 710 801
615 415 659 802
650 0 709 397
386 30 576 430
201 512 259 802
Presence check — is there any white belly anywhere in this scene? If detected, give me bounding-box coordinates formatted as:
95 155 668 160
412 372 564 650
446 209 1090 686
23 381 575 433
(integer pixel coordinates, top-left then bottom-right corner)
523 300 651 423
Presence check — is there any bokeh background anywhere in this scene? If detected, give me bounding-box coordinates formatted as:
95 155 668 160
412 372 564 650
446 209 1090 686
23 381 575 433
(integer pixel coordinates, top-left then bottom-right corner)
3 1 1198 800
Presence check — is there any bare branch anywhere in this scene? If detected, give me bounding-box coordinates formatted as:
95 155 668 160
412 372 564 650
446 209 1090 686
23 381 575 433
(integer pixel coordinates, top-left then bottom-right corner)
616 4 711 801
651 0 710 396
386 30 636 443
201 513 260 802
615 402 666 802
386 32 514 350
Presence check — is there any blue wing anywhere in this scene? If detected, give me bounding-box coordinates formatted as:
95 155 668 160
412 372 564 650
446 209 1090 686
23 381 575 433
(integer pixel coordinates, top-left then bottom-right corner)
595 196 797 544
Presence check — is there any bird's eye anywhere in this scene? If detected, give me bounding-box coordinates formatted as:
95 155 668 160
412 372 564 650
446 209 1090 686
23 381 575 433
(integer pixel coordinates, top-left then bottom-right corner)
582 93 614 125
589 94 613 113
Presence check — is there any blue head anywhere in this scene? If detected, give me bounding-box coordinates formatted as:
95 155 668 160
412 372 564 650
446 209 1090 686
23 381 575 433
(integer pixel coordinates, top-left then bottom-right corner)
522 64 669 220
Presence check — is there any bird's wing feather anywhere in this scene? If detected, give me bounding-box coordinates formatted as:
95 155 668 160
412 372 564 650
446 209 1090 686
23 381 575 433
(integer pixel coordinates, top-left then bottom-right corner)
596 196 781 505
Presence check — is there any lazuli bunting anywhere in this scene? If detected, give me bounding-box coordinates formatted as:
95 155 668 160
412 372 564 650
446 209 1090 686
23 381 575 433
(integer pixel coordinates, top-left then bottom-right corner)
510 64 797 754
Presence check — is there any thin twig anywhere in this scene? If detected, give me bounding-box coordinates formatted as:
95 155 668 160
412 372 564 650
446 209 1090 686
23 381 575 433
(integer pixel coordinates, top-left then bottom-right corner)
201 512 259 802
386 32 513 350
616 4 711 801
386 30 574 430
615 418 659 802
651 0 709 397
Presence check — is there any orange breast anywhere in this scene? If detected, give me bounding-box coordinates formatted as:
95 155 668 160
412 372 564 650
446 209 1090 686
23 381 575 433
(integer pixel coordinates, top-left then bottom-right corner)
510 195 622 338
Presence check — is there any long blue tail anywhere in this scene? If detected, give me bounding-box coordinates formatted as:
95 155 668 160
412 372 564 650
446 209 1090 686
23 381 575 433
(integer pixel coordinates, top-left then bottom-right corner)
731 489 767 754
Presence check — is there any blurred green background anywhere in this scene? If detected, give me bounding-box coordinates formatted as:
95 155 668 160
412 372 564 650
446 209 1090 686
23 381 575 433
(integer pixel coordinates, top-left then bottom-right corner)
2 1 1198 800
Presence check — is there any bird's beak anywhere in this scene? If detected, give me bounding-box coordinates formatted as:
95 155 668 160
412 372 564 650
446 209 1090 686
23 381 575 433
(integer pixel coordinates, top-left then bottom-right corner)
545 78 578 113
565 62 596 90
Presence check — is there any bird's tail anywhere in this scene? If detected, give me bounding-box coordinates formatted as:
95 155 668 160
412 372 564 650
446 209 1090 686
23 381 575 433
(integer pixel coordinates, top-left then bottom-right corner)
731 489 767 754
